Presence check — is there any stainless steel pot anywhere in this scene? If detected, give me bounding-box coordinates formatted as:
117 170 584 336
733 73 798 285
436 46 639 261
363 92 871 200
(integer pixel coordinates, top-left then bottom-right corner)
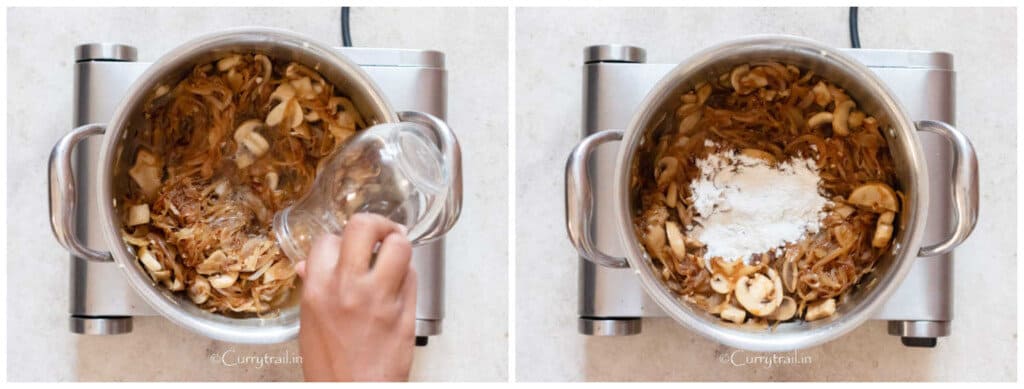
565 35 978 351
49 27 462 344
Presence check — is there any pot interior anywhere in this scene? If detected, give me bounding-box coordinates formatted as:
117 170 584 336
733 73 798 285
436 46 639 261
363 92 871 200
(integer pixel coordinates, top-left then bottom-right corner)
101 28 395 342
621 36 926 350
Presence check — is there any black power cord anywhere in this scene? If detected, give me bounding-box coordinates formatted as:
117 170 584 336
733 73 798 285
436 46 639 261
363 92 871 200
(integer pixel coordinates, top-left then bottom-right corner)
849 7 861 48
341 7 352 47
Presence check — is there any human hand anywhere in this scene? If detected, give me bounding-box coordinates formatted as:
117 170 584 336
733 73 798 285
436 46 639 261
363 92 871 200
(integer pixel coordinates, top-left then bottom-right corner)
295 213 417 382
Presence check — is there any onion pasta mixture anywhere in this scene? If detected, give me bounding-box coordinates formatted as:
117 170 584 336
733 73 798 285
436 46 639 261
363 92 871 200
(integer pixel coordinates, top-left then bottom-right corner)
118 53 365 315
633 62 902 327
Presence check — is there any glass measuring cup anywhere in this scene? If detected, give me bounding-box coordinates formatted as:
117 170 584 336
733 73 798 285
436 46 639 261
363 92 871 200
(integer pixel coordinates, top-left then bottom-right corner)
273 111 461 262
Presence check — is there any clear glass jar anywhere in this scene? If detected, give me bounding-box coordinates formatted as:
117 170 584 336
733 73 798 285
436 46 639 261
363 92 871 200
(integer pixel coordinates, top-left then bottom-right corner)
273 113 461 262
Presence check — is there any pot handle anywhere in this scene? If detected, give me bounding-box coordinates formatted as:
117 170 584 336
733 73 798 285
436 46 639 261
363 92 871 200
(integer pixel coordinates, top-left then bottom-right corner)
396 111 463 243
915 120 979 257
48 123 112 262
565 130 629 268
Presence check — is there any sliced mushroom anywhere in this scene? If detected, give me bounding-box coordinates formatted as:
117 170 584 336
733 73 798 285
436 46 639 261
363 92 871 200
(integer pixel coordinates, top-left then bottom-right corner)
675 103 699 119
642 223 667 260
834 204 856 219
833 223 858 249
209 272 239 289
717 72 731 88
872 223 894 248
188 277 211 305
781 256 798 293
128 149 162 198
122 233 150 248
233 119 270 162
263 260 296 283
226 69 244 91
734 268 784 317
270 84 295 104
872 211 897 248
233 119 263 145
720 303 747 324
197 250 228 275
879 211 895 225
768 296 797 321
254 54 272 84
832 100 856 136
214 179 230 197
678 110 703 135
827 84 850 105
812 81 832 106
785 64 800 76
304 107 321 122
699 293 727 314
741 70 768 89
286 99 303 128
127 204 150 226
848 110 865 129
710 273 733 294
696 83 712 105
729 64 750 92
289 77 317 99
138 246 162 274
266 98 303 129
168 259 184 280
807 112 834 129
328 111 357 140
847 182 899 212
153 84 170 98
165 276 184 292
266 100 288 126
655 157 679 188
285 62 324 83
665 222 686 260
235 153 255 169
150 270 171 282
665 182 678 208
247 260 276 281
675 206 691 229
265 171 279 191
863 116 879 133
241 132 270 157
743 317 770 330
216 54 242 72
805 298 836 321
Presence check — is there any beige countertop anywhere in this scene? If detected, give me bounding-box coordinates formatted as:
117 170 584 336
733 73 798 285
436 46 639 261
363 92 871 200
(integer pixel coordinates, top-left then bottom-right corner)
514 7 1017 381
6 7 508 382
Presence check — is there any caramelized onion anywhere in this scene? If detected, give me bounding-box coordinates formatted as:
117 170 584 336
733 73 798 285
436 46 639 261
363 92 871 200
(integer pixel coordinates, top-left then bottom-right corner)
633 62 900 325
118 54 366 315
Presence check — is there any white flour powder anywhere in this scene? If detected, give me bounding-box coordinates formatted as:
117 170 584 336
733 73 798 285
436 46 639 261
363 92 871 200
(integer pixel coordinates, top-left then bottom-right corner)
688 147 829 265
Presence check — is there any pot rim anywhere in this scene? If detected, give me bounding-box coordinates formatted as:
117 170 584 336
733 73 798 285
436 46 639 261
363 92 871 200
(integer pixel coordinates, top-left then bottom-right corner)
95 27 397 344
612 34 930 351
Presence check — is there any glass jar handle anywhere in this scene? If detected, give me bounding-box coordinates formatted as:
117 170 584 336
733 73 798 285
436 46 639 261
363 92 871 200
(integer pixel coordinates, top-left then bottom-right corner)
396 111 462 243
